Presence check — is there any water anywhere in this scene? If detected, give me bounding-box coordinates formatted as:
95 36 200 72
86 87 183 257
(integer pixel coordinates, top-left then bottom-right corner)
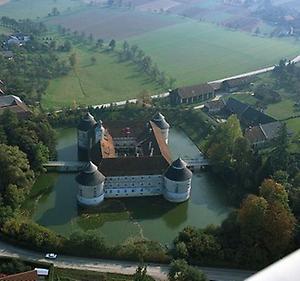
32 128 230 244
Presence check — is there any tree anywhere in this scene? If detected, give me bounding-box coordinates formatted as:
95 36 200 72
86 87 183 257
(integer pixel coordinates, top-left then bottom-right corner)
265 124 290 174
169 77 177 89
123 40 129 52
168 260 207 281
4 184 25 209
88 33 94 43
205 115 242 169
91 56 97 65
0 144 34 193
96 38 104 49
69 53 77 67
259 179 289 209
133 265 151 281
175 227 222 263
109 39 116 50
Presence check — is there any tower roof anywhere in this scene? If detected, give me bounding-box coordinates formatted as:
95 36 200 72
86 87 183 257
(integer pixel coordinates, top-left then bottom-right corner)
76 161 105 186
78 112 97 131
164 158 192 182
151 112 170 130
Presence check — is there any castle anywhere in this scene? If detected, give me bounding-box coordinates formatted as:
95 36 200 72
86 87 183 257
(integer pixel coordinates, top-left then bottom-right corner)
75 112 193 206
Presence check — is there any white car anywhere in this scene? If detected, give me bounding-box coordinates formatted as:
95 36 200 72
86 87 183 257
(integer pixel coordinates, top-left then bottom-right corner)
45 253 57 259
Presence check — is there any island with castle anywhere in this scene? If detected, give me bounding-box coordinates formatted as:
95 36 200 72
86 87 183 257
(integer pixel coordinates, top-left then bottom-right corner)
75 112 193 207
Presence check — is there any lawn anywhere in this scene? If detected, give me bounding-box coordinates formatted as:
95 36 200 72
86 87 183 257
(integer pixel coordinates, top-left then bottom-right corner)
266 99 296 120
0 0 85 19
286 117 300 135
129 21 300 86
42 47 162 109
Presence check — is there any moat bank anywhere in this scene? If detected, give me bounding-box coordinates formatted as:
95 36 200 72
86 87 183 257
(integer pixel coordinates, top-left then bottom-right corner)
32 128 230 244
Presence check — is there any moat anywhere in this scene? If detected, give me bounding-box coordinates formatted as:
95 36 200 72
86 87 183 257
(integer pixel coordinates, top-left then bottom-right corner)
32 128 230 244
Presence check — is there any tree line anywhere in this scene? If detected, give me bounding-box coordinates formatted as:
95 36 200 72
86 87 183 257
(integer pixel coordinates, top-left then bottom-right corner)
119 41 176 89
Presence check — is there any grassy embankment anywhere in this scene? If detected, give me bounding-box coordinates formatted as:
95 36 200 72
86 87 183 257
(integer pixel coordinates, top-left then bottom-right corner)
54 267 155 281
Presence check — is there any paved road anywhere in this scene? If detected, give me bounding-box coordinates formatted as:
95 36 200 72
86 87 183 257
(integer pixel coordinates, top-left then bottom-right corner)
0 241 255 281
209 55 300 84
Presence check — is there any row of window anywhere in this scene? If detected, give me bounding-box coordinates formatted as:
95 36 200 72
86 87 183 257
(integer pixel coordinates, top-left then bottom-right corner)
106 175 160 181
105 182 162 188
104 188 161 196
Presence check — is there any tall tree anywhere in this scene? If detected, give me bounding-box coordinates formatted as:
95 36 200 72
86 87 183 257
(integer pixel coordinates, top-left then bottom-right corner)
109 39 116 51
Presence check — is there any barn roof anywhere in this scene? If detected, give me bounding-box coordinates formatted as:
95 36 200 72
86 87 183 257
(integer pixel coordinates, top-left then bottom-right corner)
172 83 214 99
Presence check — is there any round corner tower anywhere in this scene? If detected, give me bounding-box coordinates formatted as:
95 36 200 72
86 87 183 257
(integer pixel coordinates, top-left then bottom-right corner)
77 112 97 161
75 161 106 206
163 158 193 203
151 112 170 144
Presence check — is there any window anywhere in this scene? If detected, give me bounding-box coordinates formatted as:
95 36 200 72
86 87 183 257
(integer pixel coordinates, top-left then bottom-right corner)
132 189 135 192
140 189 143 192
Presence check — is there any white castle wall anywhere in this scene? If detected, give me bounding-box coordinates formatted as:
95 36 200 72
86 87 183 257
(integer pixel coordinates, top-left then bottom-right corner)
103 175 163 198
160 128 169 144
77 183 105 206
78 130 90 149
163 177 192 203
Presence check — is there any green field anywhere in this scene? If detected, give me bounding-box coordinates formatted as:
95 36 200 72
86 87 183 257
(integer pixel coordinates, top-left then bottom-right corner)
0 25 12 35
129 21 300 85
0 0 84 19
286 117 300 134
42 47 162 109
266 99 296 120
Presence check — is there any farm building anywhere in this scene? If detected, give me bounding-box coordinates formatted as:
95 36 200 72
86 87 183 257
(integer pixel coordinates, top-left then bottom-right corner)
220 77 253 92
76 112 193 206
244 121 283 148
226 98 276 126
204 99 226 113
0 95 30 117
170 83 215 105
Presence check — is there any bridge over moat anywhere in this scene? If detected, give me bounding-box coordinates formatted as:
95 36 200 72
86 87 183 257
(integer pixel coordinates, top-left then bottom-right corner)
43 158 210 173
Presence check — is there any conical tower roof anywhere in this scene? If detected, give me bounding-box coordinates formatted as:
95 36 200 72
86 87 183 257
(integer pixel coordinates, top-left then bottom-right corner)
78 112 97 131
164 158 192 182
151 112 170 129
76 161 105 186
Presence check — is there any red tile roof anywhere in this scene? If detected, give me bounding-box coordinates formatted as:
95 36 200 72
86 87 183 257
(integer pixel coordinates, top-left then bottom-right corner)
0 270 38 281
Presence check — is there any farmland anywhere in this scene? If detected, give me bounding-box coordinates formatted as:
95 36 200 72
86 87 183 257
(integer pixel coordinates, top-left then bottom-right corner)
46 7 181 40
129 21 300 85
42 47 162 109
